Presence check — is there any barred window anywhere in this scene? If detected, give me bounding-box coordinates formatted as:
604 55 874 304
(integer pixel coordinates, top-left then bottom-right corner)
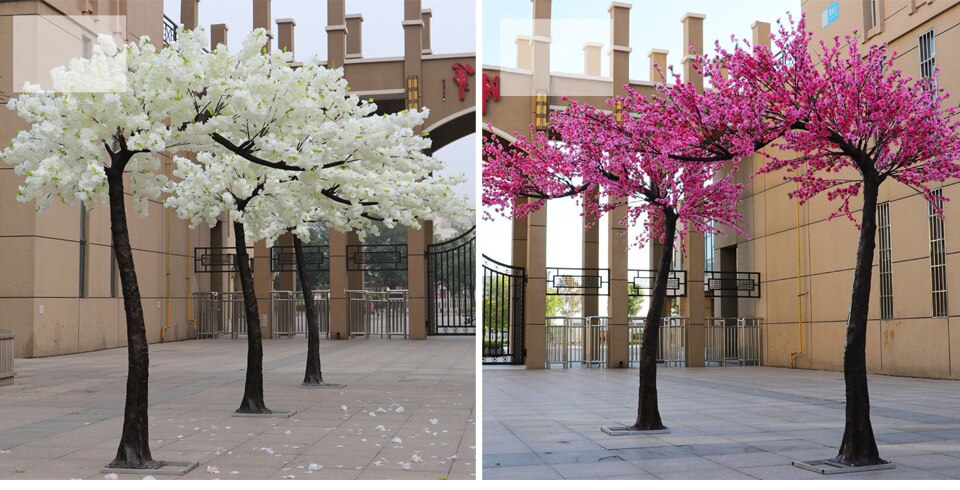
929 189 948 317
870 0 879 29
919 29 936 81
878 202 893 320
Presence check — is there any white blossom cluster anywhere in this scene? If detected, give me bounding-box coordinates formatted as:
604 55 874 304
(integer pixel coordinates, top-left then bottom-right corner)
3 28 470 243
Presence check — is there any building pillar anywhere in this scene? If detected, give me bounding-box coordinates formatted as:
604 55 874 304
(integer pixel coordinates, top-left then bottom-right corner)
680 12 707 367
326 0 346 67
253 240 273 339
277 233 295 292
516 35 533 71
524 201 548 369
211 23 228 51
583 42 602 76
180 0 199 30
605 1 632 369
648 48 668 83
345 14 363 59
253 0 273 52
407 222 428 340
328 230 349 340
421 9 433 55
276 18 295 56
582 188 599 319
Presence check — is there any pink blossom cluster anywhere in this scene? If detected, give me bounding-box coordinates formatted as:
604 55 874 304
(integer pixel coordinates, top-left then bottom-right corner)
483 14 960 249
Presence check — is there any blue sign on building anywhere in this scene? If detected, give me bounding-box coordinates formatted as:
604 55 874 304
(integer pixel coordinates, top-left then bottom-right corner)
821 1 839 28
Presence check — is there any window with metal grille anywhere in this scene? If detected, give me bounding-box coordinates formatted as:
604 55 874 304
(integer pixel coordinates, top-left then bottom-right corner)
929 189 948 317
878 202 893 320
919 29 936 81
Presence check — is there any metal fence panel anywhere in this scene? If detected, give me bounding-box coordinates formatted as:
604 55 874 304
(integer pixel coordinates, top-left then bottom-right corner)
0 330 14 386
545 316 607 368
192 292 246 339
347 290 408 339
271 290 330 339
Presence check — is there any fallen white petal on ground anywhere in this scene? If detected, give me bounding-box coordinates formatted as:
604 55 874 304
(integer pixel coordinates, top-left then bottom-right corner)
206 466 220 474
142 476 155 480
340 405 348 411
376 407 386 413
281 475 295 480
391 437 403 445
395 406 405 413
411 454 423 463
307 463 322 471
104 473 118 480
375 425 386 431
398 462 411 470
429 418 438 425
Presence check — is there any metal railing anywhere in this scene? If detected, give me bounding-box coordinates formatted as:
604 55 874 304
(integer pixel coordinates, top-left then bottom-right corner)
271 290 330 339
626 317 675 367
0 330 14 387
192 292 247 339
545 316 608 368
347 290 409 339
552 316 762 369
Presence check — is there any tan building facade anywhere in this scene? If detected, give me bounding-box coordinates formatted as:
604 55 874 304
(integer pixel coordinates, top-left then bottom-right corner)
1 0 475 358
724 0 960 379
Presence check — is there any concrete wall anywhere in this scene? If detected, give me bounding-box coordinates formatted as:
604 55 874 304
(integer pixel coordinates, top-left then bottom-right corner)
724 0 960 379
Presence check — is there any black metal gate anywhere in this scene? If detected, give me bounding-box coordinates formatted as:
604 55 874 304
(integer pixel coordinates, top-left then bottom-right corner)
426 227 476 335
482 255 526 364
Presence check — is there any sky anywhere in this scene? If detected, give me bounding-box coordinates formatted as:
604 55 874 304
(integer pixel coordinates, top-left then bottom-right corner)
161 0 478 206
480 0 801 315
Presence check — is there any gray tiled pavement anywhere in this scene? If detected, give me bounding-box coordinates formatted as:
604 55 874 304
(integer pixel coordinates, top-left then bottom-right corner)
0 337 475 480
482 365 960 480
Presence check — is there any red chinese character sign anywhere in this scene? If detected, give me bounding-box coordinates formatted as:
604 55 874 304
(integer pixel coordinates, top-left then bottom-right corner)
452 63 474 102
482 74 500 115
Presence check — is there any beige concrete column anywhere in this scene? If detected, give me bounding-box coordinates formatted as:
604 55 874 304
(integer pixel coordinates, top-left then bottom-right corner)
648 48 668 82
277 233 295 291
583 42 602 76
525 201 548 369
421 9 433 55
512 198 529 272
346 231 363 292
326 0 346 67
253 0 273 52
276 18 295 56
403 0 423 87
680 12 707 367
180 0 199 30
530 0 551 92
606 1 632 369
345 14 363 59
253 240 273 338
582 188 599 318
328 230 349 340
516 35 533 71
407 222 428 340
211 23 228 51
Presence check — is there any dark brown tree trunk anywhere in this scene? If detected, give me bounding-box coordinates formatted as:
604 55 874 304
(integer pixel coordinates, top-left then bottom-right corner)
106 156 159 469
295 236 325 385
834 176 885 466
233 220 271 414
630 209 677 431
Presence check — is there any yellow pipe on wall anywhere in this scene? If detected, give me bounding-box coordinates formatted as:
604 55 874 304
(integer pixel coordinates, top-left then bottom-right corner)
163 153 172 341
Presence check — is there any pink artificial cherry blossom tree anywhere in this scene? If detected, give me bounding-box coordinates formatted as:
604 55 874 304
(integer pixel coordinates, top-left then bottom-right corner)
716 17 960 466
483 72 768 429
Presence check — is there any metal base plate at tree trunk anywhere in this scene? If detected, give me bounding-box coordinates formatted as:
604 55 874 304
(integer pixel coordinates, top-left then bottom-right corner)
299 382 347 389
232 409 298 418
601 426 671 436
102 460 199 476
792 459 896 475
